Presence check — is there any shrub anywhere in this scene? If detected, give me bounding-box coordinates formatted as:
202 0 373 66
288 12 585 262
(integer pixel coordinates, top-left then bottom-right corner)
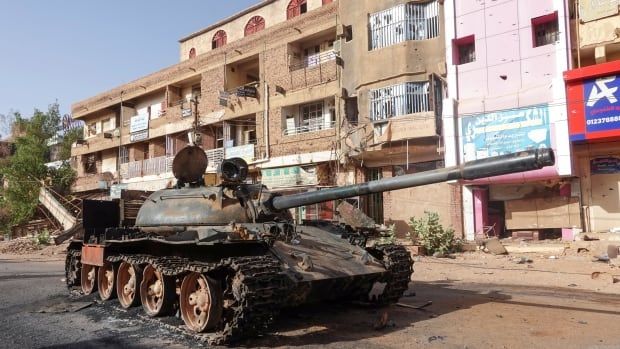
408 211 459 255
34 229 51 246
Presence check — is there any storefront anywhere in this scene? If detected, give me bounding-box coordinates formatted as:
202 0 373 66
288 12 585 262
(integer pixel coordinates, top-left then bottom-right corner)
459 103 577 239
565 60 620 232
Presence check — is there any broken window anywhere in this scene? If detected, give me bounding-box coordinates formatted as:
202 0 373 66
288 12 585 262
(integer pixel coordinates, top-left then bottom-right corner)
532 12 559 47
453 35 475 65
83 153 99 174
369 82 430 122
369 1 439 50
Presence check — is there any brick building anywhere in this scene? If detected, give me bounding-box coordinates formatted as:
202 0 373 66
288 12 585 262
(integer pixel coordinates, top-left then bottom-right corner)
71 0 461 234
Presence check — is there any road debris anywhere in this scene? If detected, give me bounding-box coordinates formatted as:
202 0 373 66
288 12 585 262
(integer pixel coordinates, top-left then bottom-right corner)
36 300 93 313
484 238 508 255
0 237 42 254
396 300 433 310
373 311 390 330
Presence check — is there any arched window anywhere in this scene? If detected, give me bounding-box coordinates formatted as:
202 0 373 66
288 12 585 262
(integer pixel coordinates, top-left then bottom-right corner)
188 47 196 59
322 0 333 4
244 16 265 37
287 0 307 20
212 30 227 49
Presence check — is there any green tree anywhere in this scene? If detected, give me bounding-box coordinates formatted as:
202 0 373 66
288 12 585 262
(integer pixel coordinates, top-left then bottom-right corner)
0 104 61 230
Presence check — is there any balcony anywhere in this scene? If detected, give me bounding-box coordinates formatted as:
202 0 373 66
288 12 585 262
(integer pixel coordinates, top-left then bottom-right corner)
289 51 338 90
283 120 336 136
120 156 173 179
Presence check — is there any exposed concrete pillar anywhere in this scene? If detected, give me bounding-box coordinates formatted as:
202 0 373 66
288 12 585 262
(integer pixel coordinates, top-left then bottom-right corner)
595 45 607 64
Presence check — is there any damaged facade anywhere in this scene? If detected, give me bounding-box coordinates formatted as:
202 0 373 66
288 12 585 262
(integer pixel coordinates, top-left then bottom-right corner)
442 0 575 240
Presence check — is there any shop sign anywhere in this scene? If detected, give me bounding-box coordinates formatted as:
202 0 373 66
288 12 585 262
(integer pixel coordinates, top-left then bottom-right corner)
181 108 192 118
261 166 317 188
461 104 550 162
584 75 620 133
225 144 255 163
236 86 258 98
591 157 620 174
130 129 149 143
130 113 149 133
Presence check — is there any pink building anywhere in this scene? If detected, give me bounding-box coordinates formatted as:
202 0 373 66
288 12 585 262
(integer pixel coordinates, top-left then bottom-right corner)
442 0 576 240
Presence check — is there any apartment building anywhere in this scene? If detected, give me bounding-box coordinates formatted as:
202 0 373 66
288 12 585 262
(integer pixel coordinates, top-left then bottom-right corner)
564 0 620 232
338 0 461 235
443 0 575 240
71 0 461 233
71 0 341 221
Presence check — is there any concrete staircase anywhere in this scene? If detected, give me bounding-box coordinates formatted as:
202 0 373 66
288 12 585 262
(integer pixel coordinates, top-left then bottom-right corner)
38 186 77 231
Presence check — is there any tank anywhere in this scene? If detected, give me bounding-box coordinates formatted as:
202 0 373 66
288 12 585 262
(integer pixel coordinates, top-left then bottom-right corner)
65 146 555 345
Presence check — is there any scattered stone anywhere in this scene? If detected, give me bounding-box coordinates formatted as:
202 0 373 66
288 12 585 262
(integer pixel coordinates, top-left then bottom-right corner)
0 237 42 254
548 256 558 260
578 320 588 325
592 255 610 263
428 335 446 343
514 256 533 264
567 283 578 287
396 300 432 310
484 238 508 255
496 314 503 318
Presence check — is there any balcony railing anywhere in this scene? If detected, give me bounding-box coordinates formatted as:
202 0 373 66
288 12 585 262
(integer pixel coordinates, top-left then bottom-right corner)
289 52 338 90
290 50 336 71
121 155 173 179
283 120 336 136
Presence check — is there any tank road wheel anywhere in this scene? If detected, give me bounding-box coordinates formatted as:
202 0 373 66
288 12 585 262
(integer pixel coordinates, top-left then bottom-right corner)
97 261 117 301
80 264 98 295
180 273 223 333
116 262 143 309
140 264 175 317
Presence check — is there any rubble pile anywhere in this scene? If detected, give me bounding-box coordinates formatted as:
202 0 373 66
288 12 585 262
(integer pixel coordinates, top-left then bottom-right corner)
0 237 43 254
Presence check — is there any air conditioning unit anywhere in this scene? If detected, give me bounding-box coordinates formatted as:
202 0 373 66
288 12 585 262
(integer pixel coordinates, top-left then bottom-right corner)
333 39 341 54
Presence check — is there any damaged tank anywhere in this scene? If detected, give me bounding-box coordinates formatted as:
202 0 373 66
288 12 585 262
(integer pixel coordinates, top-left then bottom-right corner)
65 146 555 345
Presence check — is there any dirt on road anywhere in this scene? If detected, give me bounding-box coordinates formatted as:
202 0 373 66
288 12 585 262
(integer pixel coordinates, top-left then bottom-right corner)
1 248 619 348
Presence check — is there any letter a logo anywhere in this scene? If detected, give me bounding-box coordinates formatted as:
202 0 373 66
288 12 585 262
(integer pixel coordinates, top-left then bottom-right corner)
587 76 618 107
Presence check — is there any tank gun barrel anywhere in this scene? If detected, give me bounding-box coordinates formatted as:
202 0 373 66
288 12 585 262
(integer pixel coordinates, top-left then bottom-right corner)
269 148 555 211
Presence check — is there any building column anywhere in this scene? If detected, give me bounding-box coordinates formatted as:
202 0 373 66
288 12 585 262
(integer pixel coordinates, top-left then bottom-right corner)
462 185 475 240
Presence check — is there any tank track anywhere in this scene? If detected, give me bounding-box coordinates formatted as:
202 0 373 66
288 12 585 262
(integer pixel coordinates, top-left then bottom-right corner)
65 249 81 289
371 245 414 304
106 253 289 345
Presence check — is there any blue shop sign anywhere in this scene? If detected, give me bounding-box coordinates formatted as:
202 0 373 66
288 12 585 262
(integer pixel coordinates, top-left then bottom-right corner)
461 104 550 162
584 75 620 133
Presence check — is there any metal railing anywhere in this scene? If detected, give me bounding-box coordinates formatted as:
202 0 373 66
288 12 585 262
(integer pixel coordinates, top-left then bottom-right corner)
206 148 225 171
122 156 173 179
289 50 336 71
283 120 336 136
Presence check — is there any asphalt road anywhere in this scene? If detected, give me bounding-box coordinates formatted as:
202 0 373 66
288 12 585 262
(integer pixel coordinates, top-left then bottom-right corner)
1 255 620 349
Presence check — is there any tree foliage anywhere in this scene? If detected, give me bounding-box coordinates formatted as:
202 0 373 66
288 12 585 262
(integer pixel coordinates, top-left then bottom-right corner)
0 104 63 230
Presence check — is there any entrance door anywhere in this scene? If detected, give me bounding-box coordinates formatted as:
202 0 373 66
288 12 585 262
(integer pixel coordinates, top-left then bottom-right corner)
590 173 620 231
366 168 384 224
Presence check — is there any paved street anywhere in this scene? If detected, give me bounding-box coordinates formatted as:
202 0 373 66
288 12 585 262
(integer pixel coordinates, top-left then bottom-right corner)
1 254 620 349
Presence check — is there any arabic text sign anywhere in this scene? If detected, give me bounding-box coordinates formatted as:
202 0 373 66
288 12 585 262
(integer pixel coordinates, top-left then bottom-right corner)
584 75 620 133
461 105 550 162
130 114 149 133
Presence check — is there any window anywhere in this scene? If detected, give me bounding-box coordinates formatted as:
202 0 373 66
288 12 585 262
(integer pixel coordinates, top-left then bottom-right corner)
287 0 307 20
369 1 439 50
369 82 430 122
322 0 333 4
344 25 353 42
83 153 99 174
453 35 475 65
212 30 227 49
301 102 324 130
119 146 129 164
532 12 559 47
189 47 196 59
244 16 265 37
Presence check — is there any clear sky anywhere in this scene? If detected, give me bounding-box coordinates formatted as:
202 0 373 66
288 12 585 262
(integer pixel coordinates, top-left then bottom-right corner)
0 0 260 138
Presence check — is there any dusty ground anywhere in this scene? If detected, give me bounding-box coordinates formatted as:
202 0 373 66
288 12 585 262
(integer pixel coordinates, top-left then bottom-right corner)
0 246 619 349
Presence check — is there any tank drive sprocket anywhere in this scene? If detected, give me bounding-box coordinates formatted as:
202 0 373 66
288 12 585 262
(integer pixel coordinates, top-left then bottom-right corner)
368 244 414 304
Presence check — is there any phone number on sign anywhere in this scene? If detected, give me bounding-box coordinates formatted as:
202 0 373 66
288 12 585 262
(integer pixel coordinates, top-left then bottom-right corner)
587 115 620 125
